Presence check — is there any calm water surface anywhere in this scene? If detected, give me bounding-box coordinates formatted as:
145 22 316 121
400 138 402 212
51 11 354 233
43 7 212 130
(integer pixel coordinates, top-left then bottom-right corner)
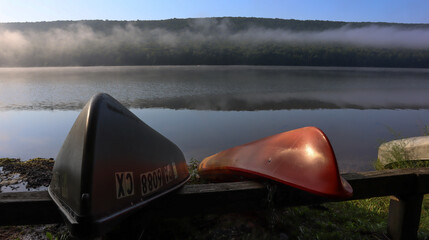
1 66 429 172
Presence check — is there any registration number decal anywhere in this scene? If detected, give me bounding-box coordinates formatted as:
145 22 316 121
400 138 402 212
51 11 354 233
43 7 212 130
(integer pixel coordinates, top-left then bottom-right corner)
140 163 178 196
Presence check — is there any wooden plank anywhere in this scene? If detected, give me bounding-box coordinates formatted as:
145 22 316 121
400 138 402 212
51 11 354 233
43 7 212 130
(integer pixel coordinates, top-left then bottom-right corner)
343 169 421 199
0 191 62 225
1 168 429 225
150 181 270 216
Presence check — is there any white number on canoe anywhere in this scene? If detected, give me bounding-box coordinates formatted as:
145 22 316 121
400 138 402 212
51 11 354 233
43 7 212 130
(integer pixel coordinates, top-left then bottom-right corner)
140 163 178 196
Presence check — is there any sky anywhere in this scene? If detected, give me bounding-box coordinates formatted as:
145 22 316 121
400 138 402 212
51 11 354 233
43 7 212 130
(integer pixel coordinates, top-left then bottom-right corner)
0 0 428 24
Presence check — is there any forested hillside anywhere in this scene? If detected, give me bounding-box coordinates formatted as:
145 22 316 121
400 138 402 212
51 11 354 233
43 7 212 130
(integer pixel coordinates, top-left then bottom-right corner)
1 17 428 67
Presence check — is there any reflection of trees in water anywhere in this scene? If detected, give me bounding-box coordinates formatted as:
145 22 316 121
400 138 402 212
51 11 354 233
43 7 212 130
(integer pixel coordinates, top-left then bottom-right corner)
1 66 429 111
2 95 429 111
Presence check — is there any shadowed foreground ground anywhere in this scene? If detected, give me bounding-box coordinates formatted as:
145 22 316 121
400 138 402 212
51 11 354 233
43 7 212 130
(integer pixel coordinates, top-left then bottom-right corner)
1 158 428 239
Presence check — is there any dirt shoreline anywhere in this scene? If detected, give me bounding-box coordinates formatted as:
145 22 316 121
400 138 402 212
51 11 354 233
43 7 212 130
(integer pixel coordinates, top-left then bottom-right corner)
0 158 70 240
0 158 54 193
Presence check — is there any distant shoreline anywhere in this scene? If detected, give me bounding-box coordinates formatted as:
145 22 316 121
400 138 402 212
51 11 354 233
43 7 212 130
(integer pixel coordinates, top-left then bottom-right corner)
1 17 428 68
0 63 429 69
1 64 428 71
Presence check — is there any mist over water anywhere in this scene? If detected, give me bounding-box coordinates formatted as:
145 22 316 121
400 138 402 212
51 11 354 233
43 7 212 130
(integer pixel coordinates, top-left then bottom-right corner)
0 19 428 66
230 25 429 48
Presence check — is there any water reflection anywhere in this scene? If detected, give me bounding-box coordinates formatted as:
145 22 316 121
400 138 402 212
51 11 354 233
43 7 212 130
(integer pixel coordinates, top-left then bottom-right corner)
0 110 77 160
1 66 429 111
1 66 429 172
1 108 428 172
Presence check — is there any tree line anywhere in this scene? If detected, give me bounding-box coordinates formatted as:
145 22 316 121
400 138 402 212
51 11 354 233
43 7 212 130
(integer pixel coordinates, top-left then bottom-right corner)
1 17 428 68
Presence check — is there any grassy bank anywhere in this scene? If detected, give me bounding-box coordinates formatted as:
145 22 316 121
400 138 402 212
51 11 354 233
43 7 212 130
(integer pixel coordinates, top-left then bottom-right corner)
1 158 429 239
139 198 392 240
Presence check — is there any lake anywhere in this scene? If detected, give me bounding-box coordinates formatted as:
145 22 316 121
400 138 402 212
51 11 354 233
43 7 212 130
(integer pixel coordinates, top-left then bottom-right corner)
1 66 429 172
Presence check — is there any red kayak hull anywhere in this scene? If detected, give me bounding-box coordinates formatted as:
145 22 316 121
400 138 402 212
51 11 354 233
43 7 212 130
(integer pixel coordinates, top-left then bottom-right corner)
198 127 352 199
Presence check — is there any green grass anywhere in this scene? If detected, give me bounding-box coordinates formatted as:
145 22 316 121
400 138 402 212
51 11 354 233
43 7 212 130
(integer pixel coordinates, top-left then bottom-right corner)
141 198 393 239
142 190 429 239
46 231 69 240
187 158 206 184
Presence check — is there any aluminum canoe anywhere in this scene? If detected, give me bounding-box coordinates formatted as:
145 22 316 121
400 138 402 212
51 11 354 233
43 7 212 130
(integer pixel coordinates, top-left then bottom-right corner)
378 135 429 168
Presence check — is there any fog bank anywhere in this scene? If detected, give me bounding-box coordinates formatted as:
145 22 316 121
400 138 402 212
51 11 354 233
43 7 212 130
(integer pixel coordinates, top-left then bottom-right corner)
0 19 428 66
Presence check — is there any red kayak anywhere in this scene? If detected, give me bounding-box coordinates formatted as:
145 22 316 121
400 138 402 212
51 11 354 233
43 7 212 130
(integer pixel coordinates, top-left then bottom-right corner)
198 127 352 199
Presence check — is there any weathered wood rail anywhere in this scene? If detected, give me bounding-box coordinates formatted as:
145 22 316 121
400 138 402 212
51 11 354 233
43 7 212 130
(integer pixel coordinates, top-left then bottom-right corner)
2 168 429 240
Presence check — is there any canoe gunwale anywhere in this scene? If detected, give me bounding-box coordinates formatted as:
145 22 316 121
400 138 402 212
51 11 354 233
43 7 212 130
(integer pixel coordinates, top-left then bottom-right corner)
79 94 100 217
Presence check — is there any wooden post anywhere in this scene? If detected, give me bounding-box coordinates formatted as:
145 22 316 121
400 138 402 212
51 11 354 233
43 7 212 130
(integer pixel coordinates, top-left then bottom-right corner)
388 194 423 240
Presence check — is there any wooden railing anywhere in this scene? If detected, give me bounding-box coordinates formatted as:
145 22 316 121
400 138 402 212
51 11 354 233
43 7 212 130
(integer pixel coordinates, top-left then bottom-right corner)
2 168 429 240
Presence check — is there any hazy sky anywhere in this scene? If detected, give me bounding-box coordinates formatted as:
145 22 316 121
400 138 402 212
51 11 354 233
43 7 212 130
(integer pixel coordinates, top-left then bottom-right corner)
0 0 428 23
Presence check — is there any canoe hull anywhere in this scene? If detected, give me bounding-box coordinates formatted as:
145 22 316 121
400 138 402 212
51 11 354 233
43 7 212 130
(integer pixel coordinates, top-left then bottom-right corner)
49 93 190 237
198 127 352 199
378 135 429 168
